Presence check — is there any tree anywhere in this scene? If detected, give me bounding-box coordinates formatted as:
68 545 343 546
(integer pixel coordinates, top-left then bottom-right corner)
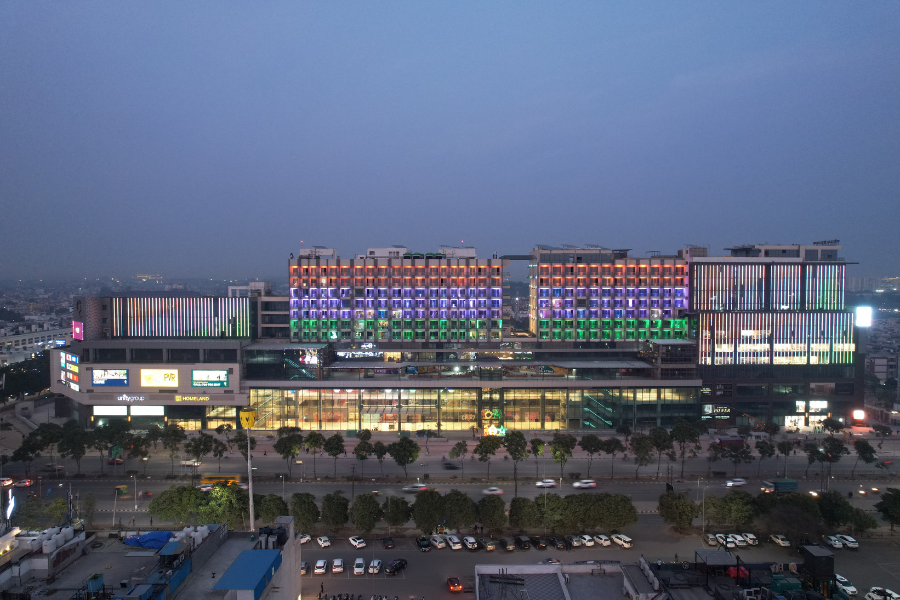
658 491 699 531
211 439 228 473
565 493 605 531
755 439 776 477
411 489 444 534
705 491 757 528
449 440 468 478
148 485 207 525
737 424 752 437
127 434 152 475
706 442 725 476
504 431 528 496
722 443 755 477
509 497 540 531
764 421 781 439
529 438 545 478
852 439 877 479
349 493 383 533
873 424 892 449
442 489 477 532
34 423 63 468
538 493 568 532
818 437 849 488
231 430 257 464
802 442 822 478
200 483 250 528
648 427 674 478
320 490 349 532
578 434 604 478
11 437 40 477
372 441 388 477
549 432 577 479
762 502 825 545
603 437 626 479
386 437 420 479
258 494 288 526
289 492 319 533
874 487 900 531
146 424 163 451
816 491 854 528
323 433 345 478
616 423 632 448
477 495 507 531
630 434 654 479
161 423 187 475
473 435 503 480
382 496 412 530
13 496 48 529
357 429 372 443
822 417 844 436
598 494 637 531
274 433 303 477
215 423 233 446
353 439 373 479
184 433 215 478
776 440 794 477
304 431 325 477
81 491 96 527
671 420 700 478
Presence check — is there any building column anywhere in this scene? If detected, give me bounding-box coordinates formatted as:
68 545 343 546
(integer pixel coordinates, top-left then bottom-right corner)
540 391 546 430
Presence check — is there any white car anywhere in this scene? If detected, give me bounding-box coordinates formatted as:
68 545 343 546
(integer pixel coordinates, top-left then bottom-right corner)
198 484 213 492
463 536 478 550
705 534 718 546
430 535 446 548
580 534 594 547
298 534 311 544
836 534 859 549
353 558 365 576
349 535 366 549
716 534 734 548
316 536 331 548
728 534 747 547
824 535 843 548
726 478 746 487
314 559 327 575
611 534 633 548
836 575 857 596
866 589 900 600
770 534 790 547
0 478 13 486
742 533 758 546
536 479 557 488
482 487 504 495
368 559 382 574
447 535 462 550
573 479 597 489
402 484 429 493
593 534 611 546
332 558 343 574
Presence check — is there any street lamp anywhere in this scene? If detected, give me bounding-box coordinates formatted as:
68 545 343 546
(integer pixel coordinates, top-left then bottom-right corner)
280 475 285 501
133 473 138 511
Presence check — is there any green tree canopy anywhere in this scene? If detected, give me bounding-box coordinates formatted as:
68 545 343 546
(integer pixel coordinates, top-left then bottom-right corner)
874 487 900 531
323 433 345 477
603 437 626 479
372 440 388 476
578 434 604 478
473 435 503 480
387 437 420 479
303 431 326 477
442 489 477 532
549 433 577 479
382 496 412 529
648 427 674 478
598 494 638 531
320 490 349 532
449 440 468 478
289 492 319 533
509 497 540 531
630 434 655 479
349 493 384 533
199 483 250 529
148 484 207 525
671 420 700 478
477 495 507 531
852 439 878 478
755 439 776 477
537 493 569 532
274 433 303 477
705 491 757 528
503 431 529 496
257 494 288 526
658 491 699 531
412 489 444 534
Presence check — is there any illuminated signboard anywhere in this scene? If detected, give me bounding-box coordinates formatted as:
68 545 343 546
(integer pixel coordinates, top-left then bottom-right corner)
60 354 66 368
72 321 83 341
116 394 145 402
175 395 211 402
65 353 79 364
6 490 13 520
140 369 178 387
92 369 129 387
191 370 228 388
130 405 165 416
856 306 873 328
67 363 79 374
69 382 80 392
55 339 66 347
94 406 128 416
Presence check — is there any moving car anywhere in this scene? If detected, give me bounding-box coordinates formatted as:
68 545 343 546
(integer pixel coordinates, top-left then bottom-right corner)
382 536 394 548
593 534 611 547
368 559 382 574
704 534 718 546
499 538 515 551
443 461 460 470
384 559 407 575
0 478 12 486
770 534 790 547
430 534 446 548
314 560 327 575
107 458 124 465
580 534 594 547
402 484 428 493
447 535 462 550
447 577 463 593
463 536 479 551
516 536 532 549
573 479 597 489
742 533 758 546
353 558 365 575
298 534 311 544
836 534 859 549
349 535 366 548
535 479 557 488
540 558 562 565
612 534 633 548
416 536 432 552
316 536 331 548
726 478 746 487
13 480 34 488
835 574 857 596
482 487 504 495
824 535 843 548
331 558 343 573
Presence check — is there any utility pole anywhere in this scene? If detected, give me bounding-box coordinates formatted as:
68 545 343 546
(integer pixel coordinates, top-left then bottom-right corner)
248 427 255 532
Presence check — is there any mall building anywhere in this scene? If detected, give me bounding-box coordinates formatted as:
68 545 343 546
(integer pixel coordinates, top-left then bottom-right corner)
49 242 865 434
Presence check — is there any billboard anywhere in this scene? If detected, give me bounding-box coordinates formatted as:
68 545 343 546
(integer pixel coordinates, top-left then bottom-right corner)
92 369 129 387
192 370 229 388
140 369 179 387
130 405 165 416
72 321 83 341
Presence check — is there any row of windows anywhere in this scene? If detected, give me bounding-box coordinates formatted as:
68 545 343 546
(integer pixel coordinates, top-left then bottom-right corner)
295 330 503 341
538 330 686 340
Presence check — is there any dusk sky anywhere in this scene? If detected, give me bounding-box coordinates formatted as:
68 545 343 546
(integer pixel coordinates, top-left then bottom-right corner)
2 2 898 281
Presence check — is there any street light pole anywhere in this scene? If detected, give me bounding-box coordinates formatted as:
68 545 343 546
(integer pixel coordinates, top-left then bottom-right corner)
248 428 255 532
133 474 138 511
280 475 285 501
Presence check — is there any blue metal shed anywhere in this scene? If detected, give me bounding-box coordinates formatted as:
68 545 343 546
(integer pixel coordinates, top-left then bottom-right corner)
213 550 282 600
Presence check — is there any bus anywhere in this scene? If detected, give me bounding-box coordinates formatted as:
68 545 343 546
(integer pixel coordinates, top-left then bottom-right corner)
201 474 248 489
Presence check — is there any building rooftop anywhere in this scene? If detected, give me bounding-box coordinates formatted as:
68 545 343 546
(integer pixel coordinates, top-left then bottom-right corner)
213 549 282 592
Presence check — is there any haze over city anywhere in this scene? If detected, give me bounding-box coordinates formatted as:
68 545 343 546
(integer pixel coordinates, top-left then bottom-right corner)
2 2 898 281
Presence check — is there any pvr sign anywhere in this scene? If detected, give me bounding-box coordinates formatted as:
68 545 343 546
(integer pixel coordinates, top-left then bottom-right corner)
140 369 179 387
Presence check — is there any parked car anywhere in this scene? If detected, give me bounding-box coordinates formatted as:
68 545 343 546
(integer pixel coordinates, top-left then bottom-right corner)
516 535 532 549
463 536 479 551
499 538 515 551
353 558 365 575
742 533 758 546
480 538 496 551
704 533 718 546
728 534 747 547
770 534 790 547
580 534 594 547
573 479 597 489
716 534 734 548
416 536 432 552
529 536 548 549
824 535 844 548
836 534 859 549
331 558 343 574
726 478 746 487
447 535 462 550
535 479 557 488
593 534 611 547
430 534 446 548
384 559 407 576
611 534 633 548
402 484 428 493
297 534 311 544
316 536 331 547
368 559 382 574
349 535 366 549
482 487 504 495
314 560 327 575
564 535 582 548
382 536 394 548
447 577 463 593
865 589 900 600
300 561 309 575
835 574 857 596
547 536 566 550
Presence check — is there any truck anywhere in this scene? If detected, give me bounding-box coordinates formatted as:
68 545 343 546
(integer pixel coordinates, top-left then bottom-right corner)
761 478 798 494
715 436 746 448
